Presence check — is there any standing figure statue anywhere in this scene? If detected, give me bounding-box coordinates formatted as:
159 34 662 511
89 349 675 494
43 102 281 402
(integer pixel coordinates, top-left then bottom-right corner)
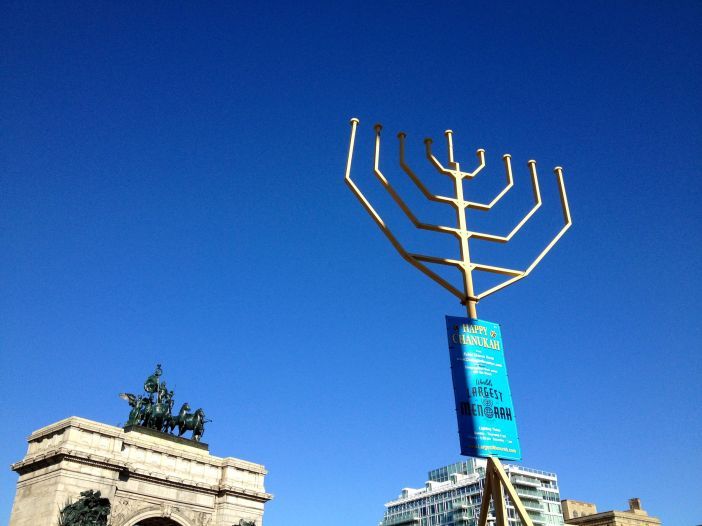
144 364 162 395
162 390 175 433
157 381 169 403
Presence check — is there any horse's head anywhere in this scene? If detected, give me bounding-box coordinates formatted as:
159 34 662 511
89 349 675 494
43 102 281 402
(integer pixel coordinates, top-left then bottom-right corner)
179 402 191 413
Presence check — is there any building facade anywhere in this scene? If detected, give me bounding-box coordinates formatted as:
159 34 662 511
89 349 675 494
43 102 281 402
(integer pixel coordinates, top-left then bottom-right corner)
9 417 272 526
380 459 564 526
561 498 661 526
562 500 598 521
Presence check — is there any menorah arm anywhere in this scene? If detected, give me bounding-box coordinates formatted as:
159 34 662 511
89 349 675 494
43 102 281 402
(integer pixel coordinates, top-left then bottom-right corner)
473 167 572 300
373 125 460 237
398 132 456 205
425 135 485 179
424 138 452 176
469 159 542 243
465 153 514 211
345 118 465 301
409 253 463 268
472 263 523 277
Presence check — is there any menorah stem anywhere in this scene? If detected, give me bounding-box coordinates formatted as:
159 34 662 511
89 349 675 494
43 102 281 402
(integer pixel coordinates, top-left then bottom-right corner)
466 297 477 318
441 130 479 319
460 236 478 319
451 180 478 318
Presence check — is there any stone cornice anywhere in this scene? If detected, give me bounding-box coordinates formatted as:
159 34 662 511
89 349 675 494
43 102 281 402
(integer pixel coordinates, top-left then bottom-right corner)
20 416 268 475
125 469 273 503
11 446 272 503
27 416 123 441
11 447 127 475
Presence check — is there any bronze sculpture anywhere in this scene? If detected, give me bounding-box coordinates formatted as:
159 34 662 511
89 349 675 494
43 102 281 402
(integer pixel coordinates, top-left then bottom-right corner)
58 490 110 526
120 364 210 442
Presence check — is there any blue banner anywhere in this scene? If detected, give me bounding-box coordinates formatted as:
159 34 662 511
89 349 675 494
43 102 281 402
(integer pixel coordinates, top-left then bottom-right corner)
446 316 521 460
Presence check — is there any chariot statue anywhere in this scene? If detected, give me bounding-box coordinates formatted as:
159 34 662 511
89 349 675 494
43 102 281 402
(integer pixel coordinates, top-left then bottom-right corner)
120 364 211 442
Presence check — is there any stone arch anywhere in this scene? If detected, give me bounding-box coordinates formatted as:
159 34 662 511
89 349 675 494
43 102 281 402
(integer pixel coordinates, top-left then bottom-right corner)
124 509 195 526
134 519 184 526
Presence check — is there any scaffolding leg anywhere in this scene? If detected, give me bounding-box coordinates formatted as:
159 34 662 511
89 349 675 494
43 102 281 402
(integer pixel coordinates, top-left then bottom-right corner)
476 457 534 526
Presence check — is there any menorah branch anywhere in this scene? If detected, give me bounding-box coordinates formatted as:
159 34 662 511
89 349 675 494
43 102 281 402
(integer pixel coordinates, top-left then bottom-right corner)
373 125 460 237
410 253 463 268
469 159 542 243
465 153 513 211
425 138 453 177
472 263 523 277
398 132 456 205
344 118 464 301
473 167 572 300
425 136 485 179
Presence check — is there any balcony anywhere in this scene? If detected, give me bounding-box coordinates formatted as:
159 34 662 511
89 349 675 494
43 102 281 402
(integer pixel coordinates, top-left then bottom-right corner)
515 487 541 498
453 500 474 510
381 514 420 526
527 511 546 524
512 476 541 487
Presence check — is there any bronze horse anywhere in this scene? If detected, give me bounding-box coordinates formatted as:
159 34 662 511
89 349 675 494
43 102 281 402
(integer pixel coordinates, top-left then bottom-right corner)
167 402 191 434
177 408 210 442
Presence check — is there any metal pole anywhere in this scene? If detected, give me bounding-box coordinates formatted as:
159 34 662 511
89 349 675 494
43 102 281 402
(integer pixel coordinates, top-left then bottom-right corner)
445 130 478 319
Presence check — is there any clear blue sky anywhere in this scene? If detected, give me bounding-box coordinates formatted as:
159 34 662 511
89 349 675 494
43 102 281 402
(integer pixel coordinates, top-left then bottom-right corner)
2 2 701 525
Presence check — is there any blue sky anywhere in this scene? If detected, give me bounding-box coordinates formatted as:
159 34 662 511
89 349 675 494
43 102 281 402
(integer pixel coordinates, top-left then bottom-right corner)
1 2 701 525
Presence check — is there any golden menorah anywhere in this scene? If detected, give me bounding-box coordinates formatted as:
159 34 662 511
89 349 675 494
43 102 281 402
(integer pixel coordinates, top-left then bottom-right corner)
344 117 573 526
344 117 572 318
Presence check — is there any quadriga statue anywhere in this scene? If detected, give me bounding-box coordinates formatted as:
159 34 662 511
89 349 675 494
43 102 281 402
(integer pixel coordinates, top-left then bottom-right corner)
119 364 211 442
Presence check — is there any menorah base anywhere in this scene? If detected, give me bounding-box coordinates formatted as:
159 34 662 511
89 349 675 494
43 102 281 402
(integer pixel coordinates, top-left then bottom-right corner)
478 457 534 526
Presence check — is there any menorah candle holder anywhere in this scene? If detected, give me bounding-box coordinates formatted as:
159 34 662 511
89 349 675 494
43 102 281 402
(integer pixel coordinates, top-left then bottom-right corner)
344 118 572 318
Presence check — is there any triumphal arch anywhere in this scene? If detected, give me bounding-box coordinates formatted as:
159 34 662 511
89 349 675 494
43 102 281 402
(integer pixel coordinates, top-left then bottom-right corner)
8 366 272 526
